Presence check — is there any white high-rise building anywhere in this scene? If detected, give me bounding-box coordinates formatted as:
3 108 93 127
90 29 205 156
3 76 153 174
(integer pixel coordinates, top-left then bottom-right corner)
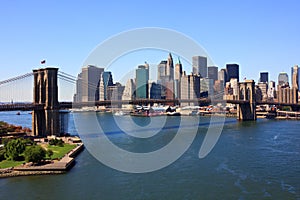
75 65 104 102
122 79 136 101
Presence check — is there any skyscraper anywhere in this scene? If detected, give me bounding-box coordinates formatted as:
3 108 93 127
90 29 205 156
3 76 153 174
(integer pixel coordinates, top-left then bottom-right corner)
200 78 214 96
157 54 176 100
76 65 104 102
278 72 289 86
174 57 183 99
122 79 136 101
136 64 149 99
174 57 183 81
218 68 227 85
192 56 207 78
226 64 239 82
180 73 200 106
259 72 269 83
99 71 114 100
157 61 167 81
291 65 299 90
166 53 174 81
149 81 161 99
208 66 218 82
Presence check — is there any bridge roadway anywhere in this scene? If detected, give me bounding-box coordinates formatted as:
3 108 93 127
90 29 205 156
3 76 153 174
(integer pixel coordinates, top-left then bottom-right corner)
0 99 300 111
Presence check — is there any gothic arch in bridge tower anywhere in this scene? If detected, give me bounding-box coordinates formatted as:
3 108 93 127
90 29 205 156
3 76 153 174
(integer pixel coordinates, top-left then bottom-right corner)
32 68 60 136
246 87 251 101
237 80 256 121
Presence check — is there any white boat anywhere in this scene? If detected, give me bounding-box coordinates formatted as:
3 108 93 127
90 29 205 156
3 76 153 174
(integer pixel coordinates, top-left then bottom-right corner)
114 111 125 116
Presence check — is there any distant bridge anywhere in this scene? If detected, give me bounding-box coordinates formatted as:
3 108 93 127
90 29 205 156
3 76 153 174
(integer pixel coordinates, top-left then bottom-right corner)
1 99 299 112
1 67 300 136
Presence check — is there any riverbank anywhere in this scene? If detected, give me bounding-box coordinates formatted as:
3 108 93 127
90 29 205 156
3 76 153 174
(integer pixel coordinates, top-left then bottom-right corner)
0 143 84 178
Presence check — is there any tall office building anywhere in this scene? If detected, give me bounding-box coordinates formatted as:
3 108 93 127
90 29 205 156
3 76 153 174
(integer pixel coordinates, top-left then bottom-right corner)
157 54 175 100
74 72 82 102
257 82 268 101
278 72 289 86
226 64 239 82
166 53 174 81
180 73 200 106
291 65 299 90
259 72 269 83
107 82 125 108
157 61 167 81
99 71 114 100
267 81 276 99
200 78 214 96
149 81 161 99
136 64 149 99
214 80 224 95
208 66 218 82
75 65 104 102
175 57 183 80
174 58 183 99
218 68 227 85
122 79 136 101
192 56 207 78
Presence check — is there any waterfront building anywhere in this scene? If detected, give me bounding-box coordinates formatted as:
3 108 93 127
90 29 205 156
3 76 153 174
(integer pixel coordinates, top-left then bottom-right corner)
73 72 82 102
223 82 234 100
74 65 104 102
180 72 200 106
257 82 268 101
136 64 149 99
214 80 224 97
200 78 214 96
277 82 298 104
291 65 299 90
230 78 238 96
259 72 269 83
192 56 207 78
122 79 136 101
99 71 114 101
149 81 161 99
226 64 239 82
107 82 125 108
278 72 289 86
208 66 218 83
267 81 276 100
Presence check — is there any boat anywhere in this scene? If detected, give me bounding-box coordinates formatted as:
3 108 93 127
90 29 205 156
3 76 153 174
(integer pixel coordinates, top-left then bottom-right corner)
16 112 20 115
114 111 125 116
166 111 181 116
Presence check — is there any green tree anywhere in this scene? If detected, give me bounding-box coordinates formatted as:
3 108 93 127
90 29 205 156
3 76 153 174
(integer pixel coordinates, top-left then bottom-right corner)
49 138 64 147
47 149 53 159
24 145 46 164
5 138 26 160
0 148 6 161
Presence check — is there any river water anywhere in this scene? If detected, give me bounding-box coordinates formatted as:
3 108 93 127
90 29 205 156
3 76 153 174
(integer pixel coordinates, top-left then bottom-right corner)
0 111 299 199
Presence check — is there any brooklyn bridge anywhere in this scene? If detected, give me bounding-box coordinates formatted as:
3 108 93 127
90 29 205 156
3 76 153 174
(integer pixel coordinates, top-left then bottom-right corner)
0 67 299 136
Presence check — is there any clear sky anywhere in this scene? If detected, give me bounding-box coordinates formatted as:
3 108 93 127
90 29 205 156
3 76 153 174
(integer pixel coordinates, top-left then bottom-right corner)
0 0 300 100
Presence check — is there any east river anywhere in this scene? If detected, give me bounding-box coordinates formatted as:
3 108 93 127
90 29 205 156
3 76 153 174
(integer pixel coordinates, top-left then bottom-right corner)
0 111 299 199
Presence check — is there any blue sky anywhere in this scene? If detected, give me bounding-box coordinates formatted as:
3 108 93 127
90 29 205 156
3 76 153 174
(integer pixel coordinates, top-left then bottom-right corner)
0 0 300 100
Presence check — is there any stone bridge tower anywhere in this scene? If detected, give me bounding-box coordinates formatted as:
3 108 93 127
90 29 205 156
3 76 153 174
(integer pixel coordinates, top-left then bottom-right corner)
237 80 256 121
32 68 60 136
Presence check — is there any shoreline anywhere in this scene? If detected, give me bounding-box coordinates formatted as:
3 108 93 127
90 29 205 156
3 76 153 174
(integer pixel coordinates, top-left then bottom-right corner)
0 143 84 179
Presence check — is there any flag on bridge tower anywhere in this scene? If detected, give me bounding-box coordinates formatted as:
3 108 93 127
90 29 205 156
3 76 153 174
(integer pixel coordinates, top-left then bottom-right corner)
41 60 46 64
